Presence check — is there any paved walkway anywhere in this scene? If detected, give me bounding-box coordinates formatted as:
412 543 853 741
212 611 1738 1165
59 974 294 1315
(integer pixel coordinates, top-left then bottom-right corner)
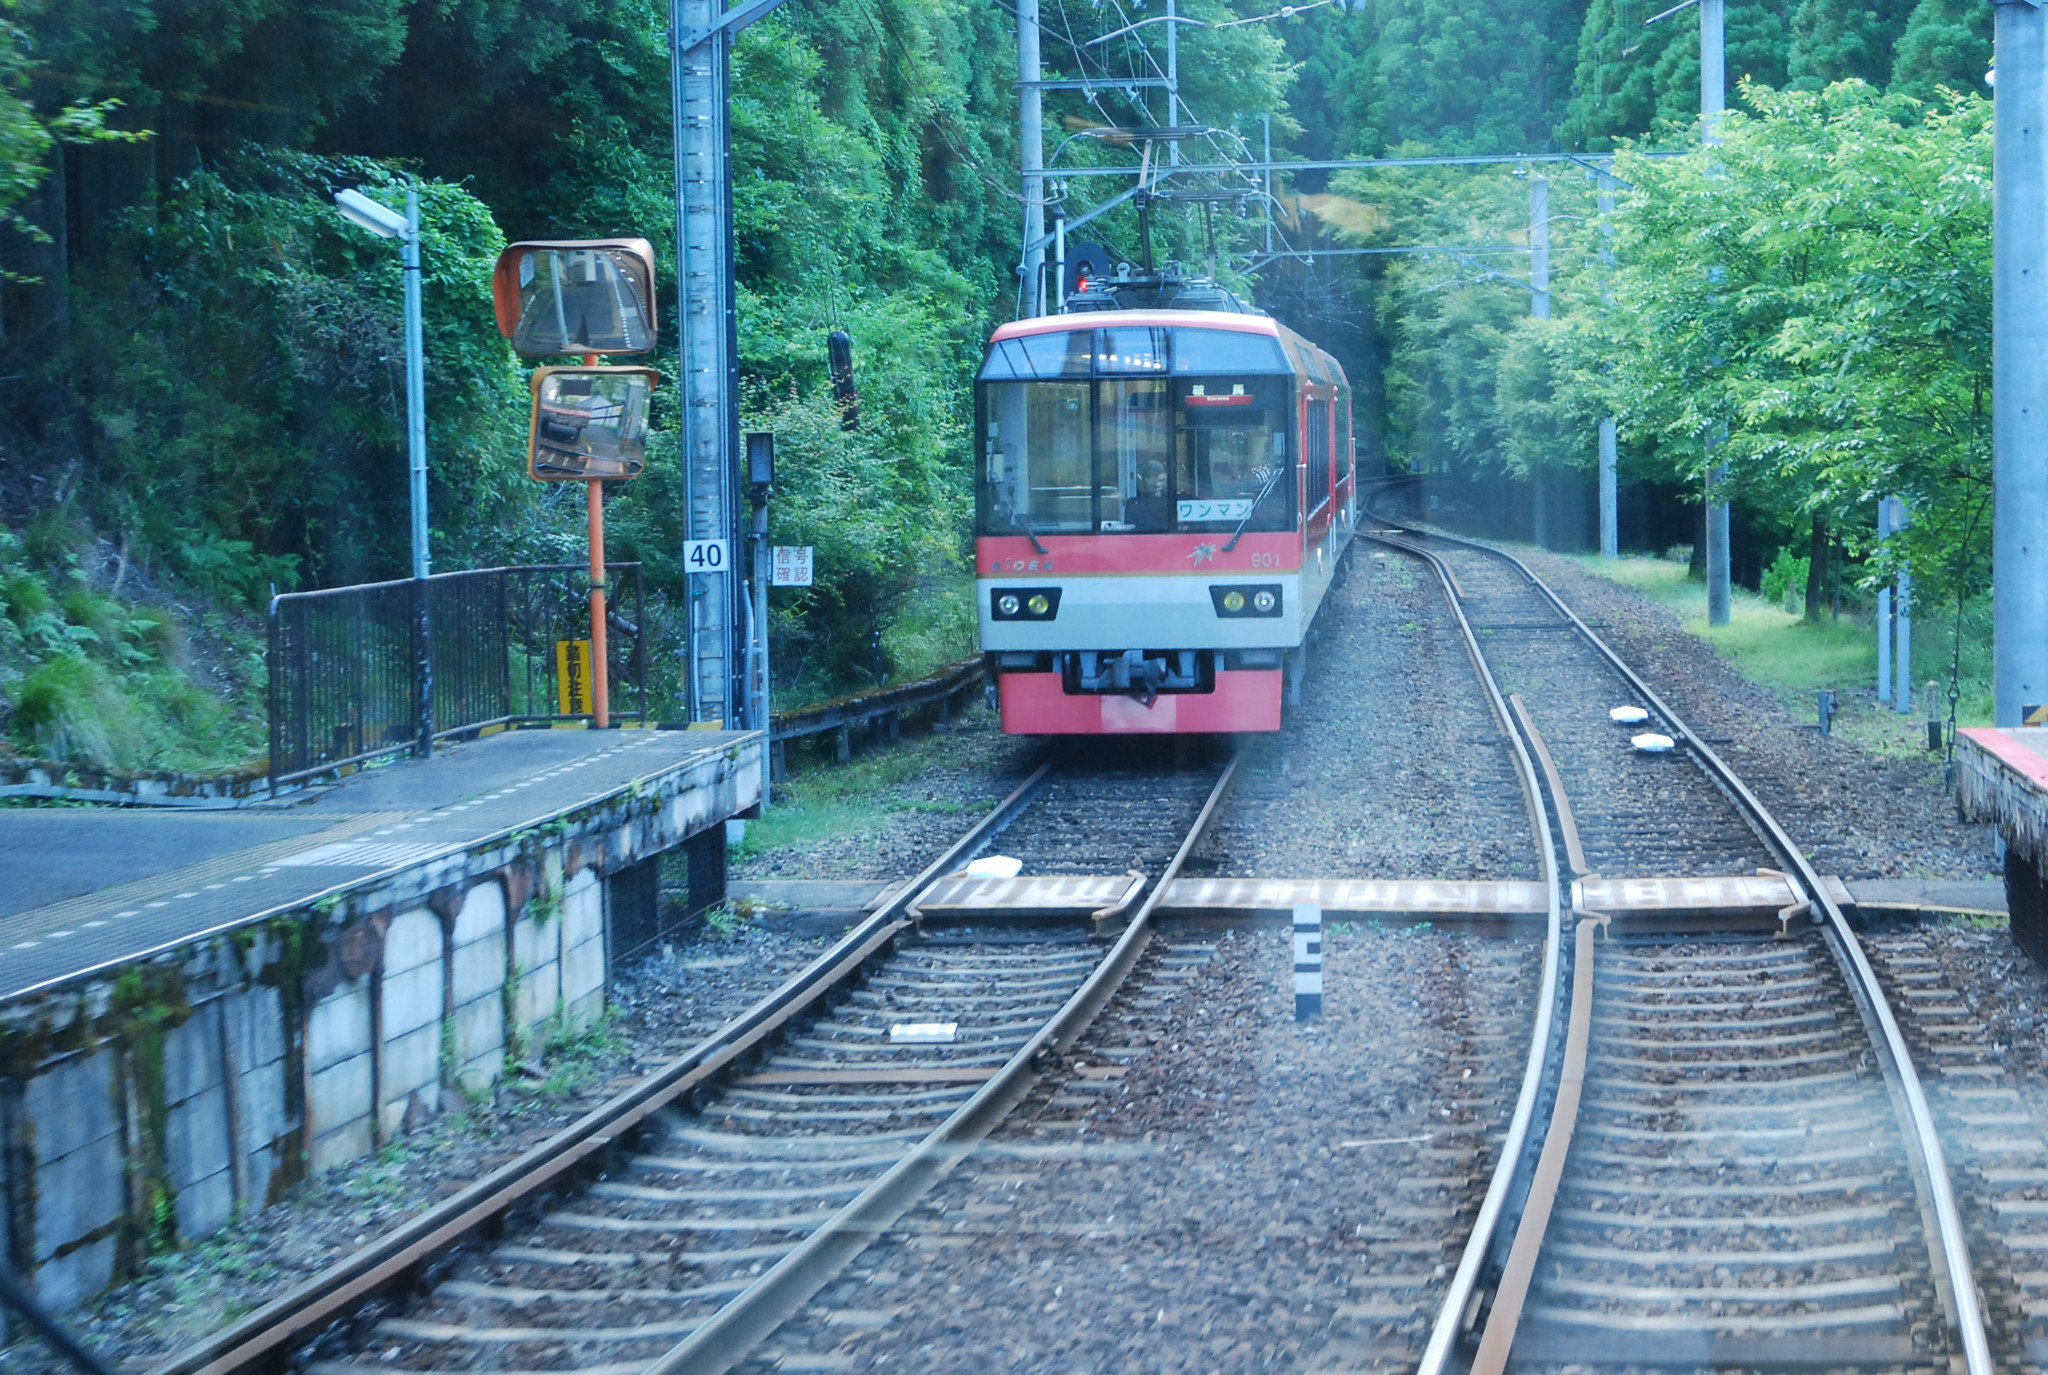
0 727 752 1001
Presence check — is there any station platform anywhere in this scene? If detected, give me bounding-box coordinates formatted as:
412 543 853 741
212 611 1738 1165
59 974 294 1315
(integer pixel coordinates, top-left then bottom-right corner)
0 725 759 1003
1956 727 2048 959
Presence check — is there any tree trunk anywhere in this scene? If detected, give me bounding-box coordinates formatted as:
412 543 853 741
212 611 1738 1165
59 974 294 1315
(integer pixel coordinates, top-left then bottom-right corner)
1804 515 1828 622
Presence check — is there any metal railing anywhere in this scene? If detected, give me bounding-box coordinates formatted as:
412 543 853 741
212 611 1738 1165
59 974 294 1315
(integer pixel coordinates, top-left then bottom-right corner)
268 563 646 786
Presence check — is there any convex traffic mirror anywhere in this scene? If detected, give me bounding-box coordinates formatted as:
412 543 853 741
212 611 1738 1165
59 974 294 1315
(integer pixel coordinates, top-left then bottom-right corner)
527 367 661 481
493 240 657 357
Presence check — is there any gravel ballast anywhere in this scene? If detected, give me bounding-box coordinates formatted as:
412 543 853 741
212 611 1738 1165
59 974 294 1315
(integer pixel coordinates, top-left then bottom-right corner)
743 924 1545 1374
1516 548 1997 883
1200 544 1536 882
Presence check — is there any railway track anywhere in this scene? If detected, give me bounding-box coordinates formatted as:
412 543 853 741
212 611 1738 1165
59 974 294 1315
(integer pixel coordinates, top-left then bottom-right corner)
1366 482 1992 1375
144 750 1240 1375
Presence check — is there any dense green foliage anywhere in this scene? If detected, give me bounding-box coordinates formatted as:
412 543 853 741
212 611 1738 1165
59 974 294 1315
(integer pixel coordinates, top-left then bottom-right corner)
1576 82 1991 602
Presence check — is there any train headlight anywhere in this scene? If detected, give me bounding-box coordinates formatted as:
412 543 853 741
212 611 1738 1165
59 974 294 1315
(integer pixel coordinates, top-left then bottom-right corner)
1210 584 1283 618
991 587 1061 620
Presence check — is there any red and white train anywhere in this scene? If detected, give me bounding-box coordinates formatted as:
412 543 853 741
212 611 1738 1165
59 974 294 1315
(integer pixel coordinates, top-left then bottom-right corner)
976 272 1356 734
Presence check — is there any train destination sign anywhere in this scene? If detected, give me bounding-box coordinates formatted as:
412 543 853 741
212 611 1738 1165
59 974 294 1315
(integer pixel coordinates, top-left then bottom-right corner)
526 366 660 482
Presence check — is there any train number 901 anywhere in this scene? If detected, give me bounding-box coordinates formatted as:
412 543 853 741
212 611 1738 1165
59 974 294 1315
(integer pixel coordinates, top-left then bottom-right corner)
1250 551 1280 568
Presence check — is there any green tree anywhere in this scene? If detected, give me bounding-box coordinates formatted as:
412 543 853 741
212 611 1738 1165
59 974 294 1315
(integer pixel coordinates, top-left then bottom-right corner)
1889 0 1991 100
1359 0 1585 153
1569 81 1991 600
1562 0 1793 147
1786 0 1917 90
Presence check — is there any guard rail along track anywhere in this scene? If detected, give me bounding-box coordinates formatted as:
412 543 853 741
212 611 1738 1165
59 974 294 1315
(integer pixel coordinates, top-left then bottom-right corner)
1366 478 1992 1375
141 752 1238 1375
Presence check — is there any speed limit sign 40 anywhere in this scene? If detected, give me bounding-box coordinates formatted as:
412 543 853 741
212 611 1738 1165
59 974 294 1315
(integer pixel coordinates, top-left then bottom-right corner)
683 539 731 573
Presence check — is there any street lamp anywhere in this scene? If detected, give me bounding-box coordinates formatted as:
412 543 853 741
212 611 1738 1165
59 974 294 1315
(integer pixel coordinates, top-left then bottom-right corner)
335 187 430 581
336 185 434 760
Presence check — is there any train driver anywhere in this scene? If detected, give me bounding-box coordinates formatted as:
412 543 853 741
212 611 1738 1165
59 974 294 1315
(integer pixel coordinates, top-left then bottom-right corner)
1126 459 1172 532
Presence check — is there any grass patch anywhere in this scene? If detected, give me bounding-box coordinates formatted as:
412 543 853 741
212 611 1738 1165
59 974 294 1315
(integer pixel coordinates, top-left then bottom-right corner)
1571 553 1994 757
732 702 999 864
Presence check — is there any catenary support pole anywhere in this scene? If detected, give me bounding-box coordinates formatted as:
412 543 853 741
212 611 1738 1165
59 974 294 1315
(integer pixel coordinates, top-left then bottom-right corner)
1530 176 1552 549
1598 172 1618 559
1166 0 1181 169
674 0 743 727
1894 496 1913 715
1262 115 1274 255
1878 499 1894 703
1019 0 1045 316
1994 0 2048 724
1706 455 1730 625
1701 0 1731 625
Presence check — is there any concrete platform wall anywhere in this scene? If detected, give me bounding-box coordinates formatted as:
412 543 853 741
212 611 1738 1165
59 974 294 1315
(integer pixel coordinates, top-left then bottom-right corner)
0 811 732 1319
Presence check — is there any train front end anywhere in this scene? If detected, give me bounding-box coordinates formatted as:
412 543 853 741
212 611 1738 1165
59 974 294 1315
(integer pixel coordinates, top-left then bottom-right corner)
976 310 1343 735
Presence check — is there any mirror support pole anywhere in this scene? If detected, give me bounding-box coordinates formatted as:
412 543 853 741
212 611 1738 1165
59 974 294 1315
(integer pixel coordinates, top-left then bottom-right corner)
582 354 612 731
589 485 611 730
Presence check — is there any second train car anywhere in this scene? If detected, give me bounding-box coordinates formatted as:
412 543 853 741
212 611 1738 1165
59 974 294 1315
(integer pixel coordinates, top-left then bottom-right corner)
976 270 1356 734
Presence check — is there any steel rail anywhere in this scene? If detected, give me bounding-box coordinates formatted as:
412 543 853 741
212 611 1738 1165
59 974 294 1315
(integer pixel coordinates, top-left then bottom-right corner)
1509 693 1593 879
644 754 1243 1375
1365 483 1994 1375
1471 915 1598 1375
1360 529 1564 1375
148 761 1057 1375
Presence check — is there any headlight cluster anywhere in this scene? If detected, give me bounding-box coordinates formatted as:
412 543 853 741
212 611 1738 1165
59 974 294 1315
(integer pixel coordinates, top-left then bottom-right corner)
991 587 1061 620
1210 584 1283 618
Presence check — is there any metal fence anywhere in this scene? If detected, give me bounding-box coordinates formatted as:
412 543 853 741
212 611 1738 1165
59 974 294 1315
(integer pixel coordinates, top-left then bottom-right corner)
269 563 646 786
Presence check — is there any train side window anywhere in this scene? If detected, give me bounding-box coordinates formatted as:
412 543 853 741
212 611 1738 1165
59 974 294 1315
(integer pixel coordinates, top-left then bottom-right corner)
1305 397 1331 514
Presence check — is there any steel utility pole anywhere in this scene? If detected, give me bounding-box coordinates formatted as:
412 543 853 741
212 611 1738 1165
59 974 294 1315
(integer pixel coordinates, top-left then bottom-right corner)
1166 0 1180 168
1263 115 1273 255
1994 0 2048 724
1696 0 1732 620
674 0 750 728
1530 176 1552 549
1701 0 1731 625
1598 171 1619 559
1878 497 1894 703
1019 0 1046 315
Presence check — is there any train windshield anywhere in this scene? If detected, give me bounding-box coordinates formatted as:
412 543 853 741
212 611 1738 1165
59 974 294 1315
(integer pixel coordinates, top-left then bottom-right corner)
980 375 1290 537
978 327 1294 538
